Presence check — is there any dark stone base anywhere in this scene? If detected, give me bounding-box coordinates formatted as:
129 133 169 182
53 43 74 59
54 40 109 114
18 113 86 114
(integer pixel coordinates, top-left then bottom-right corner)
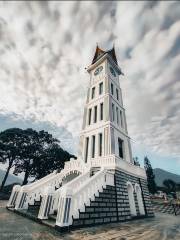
114 169 154 218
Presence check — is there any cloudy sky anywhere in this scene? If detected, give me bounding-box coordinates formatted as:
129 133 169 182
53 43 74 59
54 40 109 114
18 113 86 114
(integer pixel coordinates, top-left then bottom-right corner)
0 1 180 174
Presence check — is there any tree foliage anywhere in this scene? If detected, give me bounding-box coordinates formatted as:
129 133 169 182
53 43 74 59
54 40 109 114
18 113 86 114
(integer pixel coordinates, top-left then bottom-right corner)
0 128 25 191
163 179 176 193
144 156 157 194
0 128 75 190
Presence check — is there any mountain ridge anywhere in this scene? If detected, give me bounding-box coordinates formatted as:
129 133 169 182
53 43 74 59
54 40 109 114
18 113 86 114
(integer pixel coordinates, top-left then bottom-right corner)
153 168 180 187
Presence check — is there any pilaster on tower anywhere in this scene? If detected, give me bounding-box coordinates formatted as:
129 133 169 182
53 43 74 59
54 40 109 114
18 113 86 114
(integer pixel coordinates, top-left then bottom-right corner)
79 45 133 166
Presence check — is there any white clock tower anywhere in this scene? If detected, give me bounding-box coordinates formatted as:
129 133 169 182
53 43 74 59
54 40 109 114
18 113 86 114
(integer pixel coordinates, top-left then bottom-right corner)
79 45 133 165
8 45 154 230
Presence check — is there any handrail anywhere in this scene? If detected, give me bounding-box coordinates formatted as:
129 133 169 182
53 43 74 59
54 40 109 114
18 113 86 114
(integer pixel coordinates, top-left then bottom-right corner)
23 159 86 192
28 170 57 184
10 159 88 209
52 169 90 212
90 155 146 178
55 168 114 227
55 170 90 195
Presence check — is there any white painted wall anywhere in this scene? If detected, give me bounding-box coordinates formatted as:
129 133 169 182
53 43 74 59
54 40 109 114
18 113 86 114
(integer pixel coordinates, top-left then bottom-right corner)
135 184 145 215
127 182 137 216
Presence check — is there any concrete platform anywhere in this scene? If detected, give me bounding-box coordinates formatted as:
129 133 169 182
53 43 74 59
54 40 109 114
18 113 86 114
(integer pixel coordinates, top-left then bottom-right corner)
0 201 180 240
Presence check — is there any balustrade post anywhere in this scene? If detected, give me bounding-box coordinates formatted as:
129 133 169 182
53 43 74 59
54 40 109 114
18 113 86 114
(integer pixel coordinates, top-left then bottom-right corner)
55 186 73 229
15 186 28 210
38 186 54 219
7 185 21 208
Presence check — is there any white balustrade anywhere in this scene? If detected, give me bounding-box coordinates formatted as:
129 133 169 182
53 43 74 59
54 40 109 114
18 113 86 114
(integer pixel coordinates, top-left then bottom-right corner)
52 170 90 213
38 186 54 219
55 168 114 227
90 155 146 178
8 159 88 210
7 185 21 207
15 186 28 210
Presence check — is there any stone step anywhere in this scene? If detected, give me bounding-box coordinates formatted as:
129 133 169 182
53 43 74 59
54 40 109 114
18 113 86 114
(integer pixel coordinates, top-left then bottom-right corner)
90 201 117 207
28 204 40 208
28 205 40 212
34 200 41 206
43 218 56 228
27 209 39 215
72 185 117 227
85 206 117 213
73 216 118 226
94 196 116 203
27 203 40 216
105 185 116 191
102 188 116 195
49 214 57 221
152 203 179 215
79 211 117 219
98 192 116 199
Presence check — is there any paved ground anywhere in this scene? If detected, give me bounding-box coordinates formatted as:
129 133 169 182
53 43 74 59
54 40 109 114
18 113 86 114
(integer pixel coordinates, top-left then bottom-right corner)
0 201 180 240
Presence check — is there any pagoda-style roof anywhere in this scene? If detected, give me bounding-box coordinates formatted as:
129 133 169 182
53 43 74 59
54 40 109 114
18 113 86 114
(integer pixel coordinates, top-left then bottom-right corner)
92 45 118 65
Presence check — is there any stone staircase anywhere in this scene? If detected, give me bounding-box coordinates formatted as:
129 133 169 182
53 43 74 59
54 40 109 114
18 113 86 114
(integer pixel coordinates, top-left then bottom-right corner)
72 185 117 227
152 202 180 215
27 199 41 217
7 163 116 230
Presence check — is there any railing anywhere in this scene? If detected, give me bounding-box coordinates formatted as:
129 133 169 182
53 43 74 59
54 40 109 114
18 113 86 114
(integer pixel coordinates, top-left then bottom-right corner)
52 170 91 213
8 159 88 210
90 155 146 178
37 167 91 220
55 168 114 227
7 185 21 207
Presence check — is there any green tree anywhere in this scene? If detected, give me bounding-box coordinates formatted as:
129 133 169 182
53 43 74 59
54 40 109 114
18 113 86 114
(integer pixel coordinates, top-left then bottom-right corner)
13 129 75 184
32 143 76 180
0 127 76 188
163 179 176 193
144 156 157 194
0 128 23 191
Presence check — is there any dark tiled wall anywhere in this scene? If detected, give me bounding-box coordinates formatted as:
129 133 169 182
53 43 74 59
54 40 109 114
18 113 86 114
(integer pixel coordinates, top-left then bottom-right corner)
72 169 154 228
115 169 154 219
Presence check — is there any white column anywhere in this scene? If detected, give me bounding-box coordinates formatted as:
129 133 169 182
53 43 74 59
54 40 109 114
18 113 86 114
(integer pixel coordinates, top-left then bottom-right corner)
56 187 73 227
95 134 99 158
38 186 54 220
7 185 21 207
88 135 92 163
15 186 28 210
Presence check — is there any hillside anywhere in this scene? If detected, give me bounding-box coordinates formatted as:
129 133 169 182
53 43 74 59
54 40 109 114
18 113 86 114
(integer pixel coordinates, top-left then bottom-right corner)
0 169 22 186
154 168 180 187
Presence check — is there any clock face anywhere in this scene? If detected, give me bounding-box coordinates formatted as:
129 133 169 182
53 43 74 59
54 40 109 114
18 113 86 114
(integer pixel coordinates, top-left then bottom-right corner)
94 66 103 76
109 66 116 77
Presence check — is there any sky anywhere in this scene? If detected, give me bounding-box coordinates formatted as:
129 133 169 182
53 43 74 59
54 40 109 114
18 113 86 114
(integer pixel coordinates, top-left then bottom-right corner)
0 1 180 174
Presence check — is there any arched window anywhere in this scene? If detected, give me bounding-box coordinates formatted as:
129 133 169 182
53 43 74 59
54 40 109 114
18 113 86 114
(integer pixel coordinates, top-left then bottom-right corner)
135 184 145 215
127 182 136 216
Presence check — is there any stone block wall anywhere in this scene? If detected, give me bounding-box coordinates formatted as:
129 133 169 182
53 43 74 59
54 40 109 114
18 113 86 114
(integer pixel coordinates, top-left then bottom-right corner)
72 169 154 228
115 169 154 219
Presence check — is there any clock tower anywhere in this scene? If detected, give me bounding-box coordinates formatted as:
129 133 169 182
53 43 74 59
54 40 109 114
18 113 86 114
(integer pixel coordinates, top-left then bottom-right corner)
8 45 154 230
79 45 133 165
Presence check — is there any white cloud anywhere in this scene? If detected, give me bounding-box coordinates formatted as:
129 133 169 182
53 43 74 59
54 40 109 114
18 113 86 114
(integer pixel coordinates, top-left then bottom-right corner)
0 1 179 158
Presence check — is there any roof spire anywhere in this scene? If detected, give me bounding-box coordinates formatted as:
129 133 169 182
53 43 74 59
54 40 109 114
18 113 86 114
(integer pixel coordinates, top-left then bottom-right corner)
92 43 118 65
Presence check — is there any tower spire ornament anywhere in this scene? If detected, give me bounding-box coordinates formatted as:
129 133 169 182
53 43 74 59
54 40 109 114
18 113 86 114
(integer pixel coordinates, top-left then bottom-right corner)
7 45 154 231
